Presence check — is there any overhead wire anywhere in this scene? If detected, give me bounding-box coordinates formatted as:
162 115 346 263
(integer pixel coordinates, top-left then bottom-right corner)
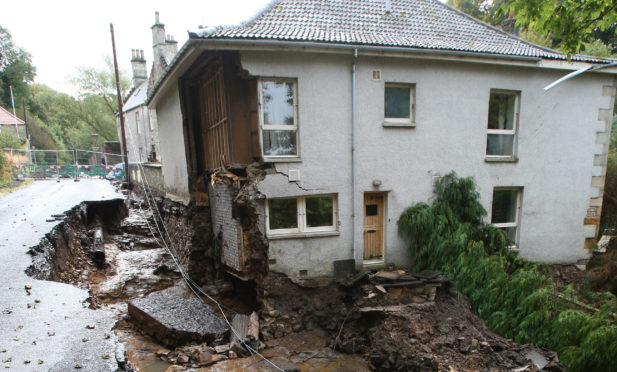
123 121 282 371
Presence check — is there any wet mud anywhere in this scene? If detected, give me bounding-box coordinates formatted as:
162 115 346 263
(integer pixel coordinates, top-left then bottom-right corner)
26 193 563 372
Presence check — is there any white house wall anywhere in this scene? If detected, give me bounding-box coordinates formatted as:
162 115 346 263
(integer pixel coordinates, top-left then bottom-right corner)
240 50 615 278
155 84 190 203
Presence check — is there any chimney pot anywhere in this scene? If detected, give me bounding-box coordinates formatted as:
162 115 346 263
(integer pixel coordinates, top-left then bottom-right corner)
155 11 160 24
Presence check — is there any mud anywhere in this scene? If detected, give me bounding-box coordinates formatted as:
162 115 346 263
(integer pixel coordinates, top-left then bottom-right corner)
26 191 565 372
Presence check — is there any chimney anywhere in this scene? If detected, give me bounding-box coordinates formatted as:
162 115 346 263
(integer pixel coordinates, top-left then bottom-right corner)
130 49 147 88
500 12 520 37
151 12 177 66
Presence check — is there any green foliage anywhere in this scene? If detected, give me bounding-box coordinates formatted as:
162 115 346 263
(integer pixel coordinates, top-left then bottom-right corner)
0 132 22 149
399 171 617 371
0 26 35 111
600 115 617 233
506 0 617 57
71 56 129 117
0 133 20 186
446 0 509 26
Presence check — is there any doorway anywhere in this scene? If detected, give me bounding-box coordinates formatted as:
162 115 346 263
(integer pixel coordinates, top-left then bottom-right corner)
363 192 385 262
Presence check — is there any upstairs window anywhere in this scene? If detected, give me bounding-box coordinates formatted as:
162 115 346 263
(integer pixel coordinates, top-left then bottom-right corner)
491 188 522 247
486 90 519 158
259 79 299 159
384 83 415 126
266 195 337 237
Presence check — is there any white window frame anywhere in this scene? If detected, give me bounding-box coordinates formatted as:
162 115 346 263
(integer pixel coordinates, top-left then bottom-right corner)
485 89 520 161
258 78 300 161
491 187 522 250
383 82 415 127
265 194 338 238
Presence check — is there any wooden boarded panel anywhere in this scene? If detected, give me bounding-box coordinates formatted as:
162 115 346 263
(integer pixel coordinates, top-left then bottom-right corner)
198 58 231 171
363 193 384 260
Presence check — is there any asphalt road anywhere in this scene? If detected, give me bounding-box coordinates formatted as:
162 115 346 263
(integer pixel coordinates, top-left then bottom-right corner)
0 179 125 371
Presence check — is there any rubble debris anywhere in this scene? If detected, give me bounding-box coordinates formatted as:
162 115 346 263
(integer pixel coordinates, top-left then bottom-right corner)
128 285 228 348
229 311 259 356
586 235 617 295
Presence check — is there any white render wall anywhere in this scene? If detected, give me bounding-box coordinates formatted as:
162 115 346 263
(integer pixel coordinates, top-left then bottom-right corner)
120 105 158 164
155 84 190 203
241 50 614 278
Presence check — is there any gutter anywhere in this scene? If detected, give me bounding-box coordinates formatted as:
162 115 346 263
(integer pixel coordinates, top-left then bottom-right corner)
351 48 358 266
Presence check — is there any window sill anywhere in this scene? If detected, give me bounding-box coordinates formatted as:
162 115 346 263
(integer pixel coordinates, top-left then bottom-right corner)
485 156 518 163
263 157 302 163
382 120 415 128
267 230 340 240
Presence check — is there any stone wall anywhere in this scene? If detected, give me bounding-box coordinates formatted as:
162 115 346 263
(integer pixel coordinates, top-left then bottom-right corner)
128 163 164 193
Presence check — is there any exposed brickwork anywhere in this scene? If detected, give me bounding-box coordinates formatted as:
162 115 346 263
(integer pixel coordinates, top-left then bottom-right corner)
208 183 244 272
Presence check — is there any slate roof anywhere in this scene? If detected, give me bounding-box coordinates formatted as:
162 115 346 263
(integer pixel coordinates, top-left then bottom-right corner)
192 0 600 62
123 81 148 112
0 106 25 125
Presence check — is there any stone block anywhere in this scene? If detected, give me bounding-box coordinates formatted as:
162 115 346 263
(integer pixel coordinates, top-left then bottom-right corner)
583 224 598 239
602 85 616 97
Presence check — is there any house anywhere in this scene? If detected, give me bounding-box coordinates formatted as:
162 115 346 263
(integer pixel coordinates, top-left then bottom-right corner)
0 105 26 141
146 0 617 279
117 12 177 189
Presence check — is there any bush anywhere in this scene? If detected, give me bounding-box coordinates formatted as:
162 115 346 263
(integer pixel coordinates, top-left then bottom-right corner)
398 172 617 372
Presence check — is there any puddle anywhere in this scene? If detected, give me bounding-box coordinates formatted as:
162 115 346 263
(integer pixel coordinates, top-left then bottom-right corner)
207 329 370 371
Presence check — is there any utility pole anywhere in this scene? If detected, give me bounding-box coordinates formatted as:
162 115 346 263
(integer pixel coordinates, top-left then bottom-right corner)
110 23 130 187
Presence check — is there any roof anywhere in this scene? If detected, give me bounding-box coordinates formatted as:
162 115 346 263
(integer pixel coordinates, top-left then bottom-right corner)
0 106 25 125
123 81 148 112
192 0 601 62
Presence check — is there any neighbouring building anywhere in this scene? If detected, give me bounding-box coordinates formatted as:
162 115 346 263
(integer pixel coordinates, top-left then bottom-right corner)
0 105 26 141
117 12 177 190
146 0 617 279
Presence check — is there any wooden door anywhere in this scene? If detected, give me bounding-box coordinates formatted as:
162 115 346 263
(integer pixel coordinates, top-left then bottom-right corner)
363 193 384 260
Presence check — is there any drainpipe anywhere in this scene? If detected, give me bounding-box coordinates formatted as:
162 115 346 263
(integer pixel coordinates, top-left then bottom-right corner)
352 48 358 266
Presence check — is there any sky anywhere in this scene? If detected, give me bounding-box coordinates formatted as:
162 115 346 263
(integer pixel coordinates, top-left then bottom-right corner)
0 0 274 96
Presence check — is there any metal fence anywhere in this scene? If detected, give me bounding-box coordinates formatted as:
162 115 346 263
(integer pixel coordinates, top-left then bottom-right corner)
3 149 125 179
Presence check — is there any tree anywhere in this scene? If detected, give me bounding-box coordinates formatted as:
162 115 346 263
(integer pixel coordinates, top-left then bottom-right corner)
71 57 129 116
447 0 509 26
0 26 35 110
507 0 617 56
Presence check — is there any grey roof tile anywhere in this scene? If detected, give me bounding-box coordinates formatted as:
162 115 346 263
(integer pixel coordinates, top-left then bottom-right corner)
192 0 602 62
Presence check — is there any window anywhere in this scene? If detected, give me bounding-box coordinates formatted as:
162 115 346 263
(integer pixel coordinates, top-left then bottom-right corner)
259 79 299 159
384 83 415 126
266 195 337 236
486 90 519 159
491 188 522 247
148 108 157 131
135 111 142 135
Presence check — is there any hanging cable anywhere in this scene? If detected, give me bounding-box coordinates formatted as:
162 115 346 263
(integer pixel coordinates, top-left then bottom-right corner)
123 120 282 371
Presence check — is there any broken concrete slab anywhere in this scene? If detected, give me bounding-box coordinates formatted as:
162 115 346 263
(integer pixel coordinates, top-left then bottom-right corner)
128 285 228 348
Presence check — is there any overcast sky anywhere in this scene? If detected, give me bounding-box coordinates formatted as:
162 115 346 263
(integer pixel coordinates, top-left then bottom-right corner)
0 0 273 96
